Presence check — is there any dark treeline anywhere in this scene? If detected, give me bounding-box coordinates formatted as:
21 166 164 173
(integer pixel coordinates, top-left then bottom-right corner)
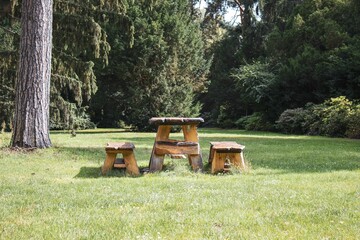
1 0 359 137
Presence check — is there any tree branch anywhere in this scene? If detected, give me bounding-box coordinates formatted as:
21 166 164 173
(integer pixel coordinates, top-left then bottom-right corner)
0 25 18 35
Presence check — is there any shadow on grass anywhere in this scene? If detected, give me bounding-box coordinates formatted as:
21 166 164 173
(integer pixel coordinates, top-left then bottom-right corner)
73 155 213 178
75 166 102 178
50 129 133 135
75 166 151 178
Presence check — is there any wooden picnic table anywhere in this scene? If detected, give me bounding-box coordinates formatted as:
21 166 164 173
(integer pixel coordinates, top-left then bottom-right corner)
148 117 204 172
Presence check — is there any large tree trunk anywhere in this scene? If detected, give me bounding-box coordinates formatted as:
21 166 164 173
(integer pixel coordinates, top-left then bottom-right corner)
11 0 53 148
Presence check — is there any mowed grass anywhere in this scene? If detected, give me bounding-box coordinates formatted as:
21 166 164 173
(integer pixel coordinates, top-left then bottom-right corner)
0 128 359 239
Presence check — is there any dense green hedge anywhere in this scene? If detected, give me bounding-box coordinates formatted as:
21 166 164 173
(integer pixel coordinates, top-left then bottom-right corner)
276 96 360 138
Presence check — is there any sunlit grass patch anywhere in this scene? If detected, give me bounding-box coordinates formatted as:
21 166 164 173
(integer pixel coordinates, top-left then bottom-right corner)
0 129 359 239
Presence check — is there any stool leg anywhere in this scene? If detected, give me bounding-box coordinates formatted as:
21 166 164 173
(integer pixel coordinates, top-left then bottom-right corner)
123 152 140 176
238 151 246 169
102 152 116 175
229 152 246 170
211 152 226 174
208 145 215 164
228 153 239 166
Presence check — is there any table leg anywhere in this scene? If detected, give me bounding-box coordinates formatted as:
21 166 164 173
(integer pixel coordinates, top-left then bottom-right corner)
183 125 203 172
182 124 199 142
149 143 165 172
149 125 171 172
189 154 203 172
149 153 165 172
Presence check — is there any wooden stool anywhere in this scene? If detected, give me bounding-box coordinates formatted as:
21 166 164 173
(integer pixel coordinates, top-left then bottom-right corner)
102 142 140 176
209 142 245 173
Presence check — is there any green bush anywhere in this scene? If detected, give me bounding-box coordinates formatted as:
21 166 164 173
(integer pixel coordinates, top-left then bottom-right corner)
236 113 273 131
319 96 352 137
275 108 309 134
302 103 324 136
50 107 96 130
217 105 236 128
346 104 360 139
276 96 360 138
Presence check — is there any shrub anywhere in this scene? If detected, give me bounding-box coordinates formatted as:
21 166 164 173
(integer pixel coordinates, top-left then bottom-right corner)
236 113 273 131
276 96 359 138
319 96 352 137
346 104 360 139
302 103 326 136
217 105 236 128
275 108 308 134
50 107 96 130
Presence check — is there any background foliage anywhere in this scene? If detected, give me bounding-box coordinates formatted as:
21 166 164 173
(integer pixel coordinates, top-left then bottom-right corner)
201 0 360 138
90 0 210 130
1 0 360 138
276 96 360 138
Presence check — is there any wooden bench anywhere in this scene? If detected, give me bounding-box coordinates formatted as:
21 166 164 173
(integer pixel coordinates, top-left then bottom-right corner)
101 142 140 176
208 142 245 173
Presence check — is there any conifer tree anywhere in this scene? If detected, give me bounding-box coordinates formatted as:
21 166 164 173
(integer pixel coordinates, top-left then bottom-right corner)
0 0 131 131
91 0 211 130
50 0 131 130
0 0 19 131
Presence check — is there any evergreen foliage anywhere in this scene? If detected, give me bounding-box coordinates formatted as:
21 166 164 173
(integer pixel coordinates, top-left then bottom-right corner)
0 1 19 131
0 0 131 130
231 62 276 112
265 0 360 113
202 0 360 136
91 0 210 130
51 0 131 130
200 29 243 127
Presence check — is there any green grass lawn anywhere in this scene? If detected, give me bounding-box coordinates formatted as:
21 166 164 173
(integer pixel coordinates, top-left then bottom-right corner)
0 128 359 239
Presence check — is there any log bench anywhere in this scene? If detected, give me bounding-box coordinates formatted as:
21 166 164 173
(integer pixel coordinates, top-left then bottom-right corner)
208 141 245 173
101 142 140 176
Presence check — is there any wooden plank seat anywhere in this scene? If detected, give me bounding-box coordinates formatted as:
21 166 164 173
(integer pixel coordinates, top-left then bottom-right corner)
209 141 245 173
155 140 199 155
101 142 140 176
113 158 126 168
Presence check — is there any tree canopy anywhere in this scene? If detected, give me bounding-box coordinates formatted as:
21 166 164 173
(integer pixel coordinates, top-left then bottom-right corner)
202 0 360 134
90 0 210 130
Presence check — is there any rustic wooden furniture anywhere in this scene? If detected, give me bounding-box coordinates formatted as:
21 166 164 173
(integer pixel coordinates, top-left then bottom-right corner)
102 142 140 176
208 141 245 173
148 117 204 172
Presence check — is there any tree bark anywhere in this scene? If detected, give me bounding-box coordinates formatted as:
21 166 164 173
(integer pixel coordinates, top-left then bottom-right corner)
11 0 53 148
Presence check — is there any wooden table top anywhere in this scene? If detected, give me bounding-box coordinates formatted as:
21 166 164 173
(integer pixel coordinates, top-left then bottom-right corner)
149 117 204 125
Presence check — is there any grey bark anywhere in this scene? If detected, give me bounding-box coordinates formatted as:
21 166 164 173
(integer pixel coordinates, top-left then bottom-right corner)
11 0 53 148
